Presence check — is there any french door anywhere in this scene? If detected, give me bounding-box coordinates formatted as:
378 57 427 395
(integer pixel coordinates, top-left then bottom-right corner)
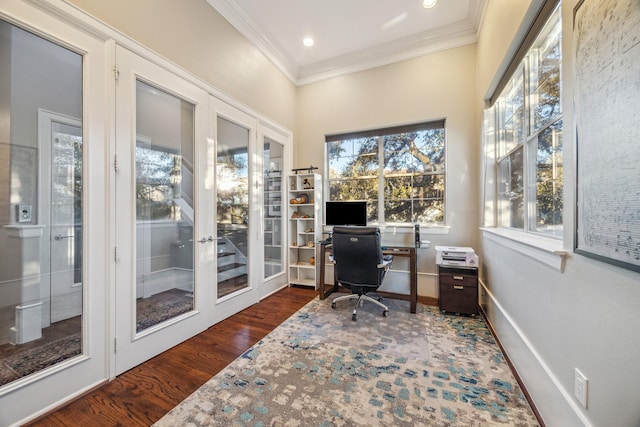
259 124 291 299
114 46 211 374
0 3 109 424
113 50 288 372
210 101 260 324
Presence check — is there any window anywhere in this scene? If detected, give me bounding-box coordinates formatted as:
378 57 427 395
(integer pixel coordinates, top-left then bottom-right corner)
135 143 182 221
326 121 445 225
487 4 562 238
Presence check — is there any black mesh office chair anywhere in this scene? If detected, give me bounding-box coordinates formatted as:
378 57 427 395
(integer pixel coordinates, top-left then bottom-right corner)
330 226 393 321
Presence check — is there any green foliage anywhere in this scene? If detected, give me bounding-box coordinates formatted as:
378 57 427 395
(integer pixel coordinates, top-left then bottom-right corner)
328 130 445 224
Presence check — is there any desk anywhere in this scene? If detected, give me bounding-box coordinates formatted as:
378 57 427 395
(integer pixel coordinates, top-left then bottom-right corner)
317 241 418 313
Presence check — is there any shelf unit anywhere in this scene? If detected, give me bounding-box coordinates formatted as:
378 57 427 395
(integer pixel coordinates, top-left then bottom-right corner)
264 170 283 278
288 173 322 288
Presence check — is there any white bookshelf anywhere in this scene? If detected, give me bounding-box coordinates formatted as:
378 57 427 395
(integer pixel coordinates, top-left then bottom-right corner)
287 173 322 288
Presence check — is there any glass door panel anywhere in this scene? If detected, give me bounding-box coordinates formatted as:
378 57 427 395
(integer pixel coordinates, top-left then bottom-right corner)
135 80 195 332
263 138 284 279
216 117 250 298
115 46 209 375
0 19 83 388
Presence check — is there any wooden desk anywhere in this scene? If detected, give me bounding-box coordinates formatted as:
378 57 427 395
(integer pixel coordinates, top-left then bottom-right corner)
317 241 418 313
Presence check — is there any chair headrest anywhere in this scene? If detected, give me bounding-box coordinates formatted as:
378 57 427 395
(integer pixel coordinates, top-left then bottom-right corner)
332 226 380 236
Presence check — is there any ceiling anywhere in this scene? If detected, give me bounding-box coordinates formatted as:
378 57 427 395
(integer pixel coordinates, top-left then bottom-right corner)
206 0 487 86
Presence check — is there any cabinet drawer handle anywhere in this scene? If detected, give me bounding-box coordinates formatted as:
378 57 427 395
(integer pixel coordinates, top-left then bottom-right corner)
453 285 464 290
453 276 464 280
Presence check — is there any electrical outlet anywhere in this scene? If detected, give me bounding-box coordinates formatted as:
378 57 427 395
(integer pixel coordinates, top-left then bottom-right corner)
574 368 588 408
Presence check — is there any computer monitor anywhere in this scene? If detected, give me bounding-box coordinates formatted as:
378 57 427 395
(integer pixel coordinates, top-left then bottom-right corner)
325 201 367 227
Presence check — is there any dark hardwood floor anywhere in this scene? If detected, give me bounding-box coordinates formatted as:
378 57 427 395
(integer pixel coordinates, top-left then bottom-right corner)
25 286 316 427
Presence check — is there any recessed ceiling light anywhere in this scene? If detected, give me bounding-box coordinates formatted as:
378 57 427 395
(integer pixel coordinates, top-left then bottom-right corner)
303 37 314 47
422 0 438 8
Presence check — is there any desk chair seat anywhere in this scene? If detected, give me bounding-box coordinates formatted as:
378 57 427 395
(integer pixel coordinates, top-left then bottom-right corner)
329 226 393 321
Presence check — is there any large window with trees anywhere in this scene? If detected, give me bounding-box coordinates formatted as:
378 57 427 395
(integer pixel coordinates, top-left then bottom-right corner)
486 4 562 238
326 121 445 225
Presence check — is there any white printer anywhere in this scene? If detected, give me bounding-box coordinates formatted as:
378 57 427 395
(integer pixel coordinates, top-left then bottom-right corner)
435 246 478 267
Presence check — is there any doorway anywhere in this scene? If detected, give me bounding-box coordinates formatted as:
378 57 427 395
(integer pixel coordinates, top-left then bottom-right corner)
38 110 83 325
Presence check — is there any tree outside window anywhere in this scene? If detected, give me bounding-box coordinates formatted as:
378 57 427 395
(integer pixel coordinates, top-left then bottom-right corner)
489 4 562 238
327 123 445 225
136 145 182 221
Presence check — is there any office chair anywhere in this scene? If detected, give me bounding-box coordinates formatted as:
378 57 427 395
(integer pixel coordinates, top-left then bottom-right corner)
329 226 393 321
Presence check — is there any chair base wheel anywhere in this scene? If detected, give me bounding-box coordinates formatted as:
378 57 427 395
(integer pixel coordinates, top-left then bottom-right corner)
351 314 357 321
383 310 389 317
331 302 336 309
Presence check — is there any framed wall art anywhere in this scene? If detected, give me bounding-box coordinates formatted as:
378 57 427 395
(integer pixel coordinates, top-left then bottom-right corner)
573 0 640 272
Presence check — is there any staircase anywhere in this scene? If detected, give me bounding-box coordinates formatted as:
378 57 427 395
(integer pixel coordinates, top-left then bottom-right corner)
217 227 248 286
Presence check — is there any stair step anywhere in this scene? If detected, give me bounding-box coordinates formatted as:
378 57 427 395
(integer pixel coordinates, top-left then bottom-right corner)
218 262 245 273
217 251 235 258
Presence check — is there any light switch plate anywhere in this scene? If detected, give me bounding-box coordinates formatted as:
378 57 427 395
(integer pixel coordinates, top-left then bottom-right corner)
18 204 32 223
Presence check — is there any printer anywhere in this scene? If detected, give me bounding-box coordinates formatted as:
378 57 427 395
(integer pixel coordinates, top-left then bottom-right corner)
435 246 478 267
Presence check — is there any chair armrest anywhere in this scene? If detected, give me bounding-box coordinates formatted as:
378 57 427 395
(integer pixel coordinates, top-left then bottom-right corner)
377 257 393 269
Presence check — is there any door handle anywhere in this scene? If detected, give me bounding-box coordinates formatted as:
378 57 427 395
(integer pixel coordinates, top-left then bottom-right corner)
197 236 214 243
54 234 74 241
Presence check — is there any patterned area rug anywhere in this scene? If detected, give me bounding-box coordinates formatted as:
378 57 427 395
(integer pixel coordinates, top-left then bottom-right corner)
136 291 194 332
0 333 81 386
155 297 539 426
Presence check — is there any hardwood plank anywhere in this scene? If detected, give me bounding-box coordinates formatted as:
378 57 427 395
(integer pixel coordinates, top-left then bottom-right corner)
25 286 316 427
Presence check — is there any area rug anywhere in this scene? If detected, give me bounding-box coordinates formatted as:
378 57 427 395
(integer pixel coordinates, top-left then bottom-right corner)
136 292 194 332
0 333 81 386
154 297 539 426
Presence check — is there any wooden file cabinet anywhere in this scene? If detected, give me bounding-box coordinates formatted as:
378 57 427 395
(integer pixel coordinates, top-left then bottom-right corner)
438 266 478 315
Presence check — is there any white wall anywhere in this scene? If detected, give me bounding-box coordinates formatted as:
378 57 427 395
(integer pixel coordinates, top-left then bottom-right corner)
69 0 297 131
11 25 82 150
476 1 640 426
295 44 480 298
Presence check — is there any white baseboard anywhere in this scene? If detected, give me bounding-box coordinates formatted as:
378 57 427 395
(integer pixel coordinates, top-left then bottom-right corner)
10 378 108 427
139 268 194 298
479 279 593 427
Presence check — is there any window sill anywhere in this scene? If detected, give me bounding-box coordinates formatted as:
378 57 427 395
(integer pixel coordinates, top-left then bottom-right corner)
481 227 567 272
380 224 450 235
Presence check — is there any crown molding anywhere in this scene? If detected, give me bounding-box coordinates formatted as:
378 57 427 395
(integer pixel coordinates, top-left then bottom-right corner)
297 20 478 86
207 0 487 86
206 0 299 82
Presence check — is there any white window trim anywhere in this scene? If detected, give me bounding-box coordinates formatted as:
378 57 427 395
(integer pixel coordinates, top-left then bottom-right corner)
481 227 567 272
489 4 563 240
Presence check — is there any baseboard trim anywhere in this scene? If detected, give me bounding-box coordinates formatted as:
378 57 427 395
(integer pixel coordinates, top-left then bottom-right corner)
419 292 544 425
418 295 438 306
478 279 593 427
478 305 546 427
18 379 108 426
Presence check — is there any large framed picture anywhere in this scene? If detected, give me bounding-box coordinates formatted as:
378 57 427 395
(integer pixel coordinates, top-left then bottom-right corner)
573 0 640 272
